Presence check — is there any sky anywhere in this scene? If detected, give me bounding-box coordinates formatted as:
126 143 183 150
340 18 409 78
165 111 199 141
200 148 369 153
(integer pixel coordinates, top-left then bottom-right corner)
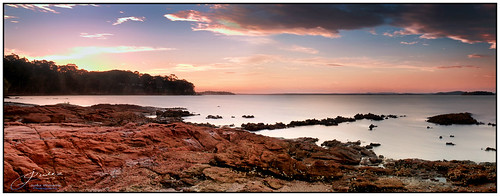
3 3 497 94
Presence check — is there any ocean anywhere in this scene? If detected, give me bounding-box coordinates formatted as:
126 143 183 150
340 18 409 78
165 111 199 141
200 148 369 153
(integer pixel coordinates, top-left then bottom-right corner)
4 95 496 162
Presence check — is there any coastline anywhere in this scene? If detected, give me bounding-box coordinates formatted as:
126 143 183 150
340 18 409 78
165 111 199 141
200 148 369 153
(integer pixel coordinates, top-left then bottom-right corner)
3 103 496 192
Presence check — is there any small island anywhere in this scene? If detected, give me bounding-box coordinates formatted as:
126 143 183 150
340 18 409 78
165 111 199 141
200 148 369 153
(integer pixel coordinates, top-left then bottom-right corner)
427 112 480 125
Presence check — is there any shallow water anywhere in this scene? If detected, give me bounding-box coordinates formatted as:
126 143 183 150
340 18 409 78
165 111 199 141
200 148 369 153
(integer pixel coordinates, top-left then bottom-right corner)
5 95 496 162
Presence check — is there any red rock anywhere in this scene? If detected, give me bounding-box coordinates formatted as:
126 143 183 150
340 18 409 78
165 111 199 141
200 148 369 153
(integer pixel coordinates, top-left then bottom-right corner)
3 104 496 192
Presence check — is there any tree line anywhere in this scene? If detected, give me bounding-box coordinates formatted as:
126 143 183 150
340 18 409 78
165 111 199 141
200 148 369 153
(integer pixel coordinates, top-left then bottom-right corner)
4 54 196 95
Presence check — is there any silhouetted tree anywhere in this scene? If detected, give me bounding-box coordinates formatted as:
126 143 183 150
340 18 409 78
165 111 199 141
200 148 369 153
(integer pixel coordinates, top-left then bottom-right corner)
3 54 196 95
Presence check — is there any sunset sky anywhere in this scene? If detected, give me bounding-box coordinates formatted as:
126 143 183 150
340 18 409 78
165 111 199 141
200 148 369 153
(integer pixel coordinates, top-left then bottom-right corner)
3 3 496 94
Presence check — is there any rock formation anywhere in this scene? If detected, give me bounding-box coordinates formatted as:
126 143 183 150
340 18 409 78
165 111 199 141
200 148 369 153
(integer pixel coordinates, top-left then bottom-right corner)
3 103 496 192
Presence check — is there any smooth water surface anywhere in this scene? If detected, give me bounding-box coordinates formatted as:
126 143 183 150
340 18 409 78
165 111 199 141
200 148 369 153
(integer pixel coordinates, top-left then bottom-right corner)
5 95 496 162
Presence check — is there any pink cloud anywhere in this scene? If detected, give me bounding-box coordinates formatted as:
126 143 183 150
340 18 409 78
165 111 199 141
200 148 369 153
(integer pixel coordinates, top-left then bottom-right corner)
436 65 480 69
284 45 319 54
113 16 145 25
164 10 211 22
468 54 489 58
80 33 113 40
224 54 279 64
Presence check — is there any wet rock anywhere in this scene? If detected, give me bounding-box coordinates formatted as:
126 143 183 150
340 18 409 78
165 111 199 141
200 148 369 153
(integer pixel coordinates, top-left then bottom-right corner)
485 147 496 151
487 123 496 126
427 113 480 125
349 177 406 192
156 109 193 118
206 115 223 119
355 113 384 121
369 143 381 147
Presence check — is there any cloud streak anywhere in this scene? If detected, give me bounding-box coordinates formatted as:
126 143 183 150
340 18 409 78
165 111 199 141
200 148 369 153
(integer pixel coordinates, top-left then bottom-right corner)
283 45 319 54
400 41 418 45
113 16 145 25
33 46 175 61
6 4 97 14
4 15 18 19
468 54 489 58
80 33 113 39
436 65 480 69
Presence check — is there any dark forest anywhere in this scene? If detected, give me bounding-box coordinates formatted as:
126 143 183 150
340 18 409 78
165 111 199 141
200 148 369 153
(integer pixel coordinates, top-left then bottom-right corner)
4 54 196 95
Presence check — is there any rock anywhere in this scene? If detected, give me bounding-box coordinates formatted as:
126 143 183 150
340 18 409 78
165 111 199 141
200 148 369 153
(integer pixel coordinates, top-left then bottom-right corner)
22 113 52 123
446 142 455 146
369 143 381 147
450 135 454 137
263 178 284 190
485 147 496 151
349 177 405 192
242 115 254 118
156 109 193 118
439 136 443 139
354 113 384 121
206 115 223 119
427 113 480 125
487 123 496 126
3 103 496 193
369 124 377 130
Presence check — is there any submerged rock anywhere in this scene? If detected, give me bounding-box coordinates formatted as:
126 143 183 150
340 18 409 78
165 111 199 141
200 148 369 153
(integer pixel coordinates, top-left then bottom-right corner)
206 115 223 119
485 147 496 151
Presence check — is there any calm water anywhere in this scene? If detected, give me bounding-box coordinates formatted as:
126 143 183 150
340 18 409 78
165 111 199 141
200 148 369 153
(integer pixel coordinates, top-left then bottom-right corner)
5 95 497 162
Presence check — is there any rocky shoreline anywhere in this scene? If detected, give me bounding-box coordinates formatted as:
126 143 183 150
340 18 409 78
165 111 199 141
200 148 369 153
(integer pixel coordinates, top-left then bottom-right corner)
3 103 496 192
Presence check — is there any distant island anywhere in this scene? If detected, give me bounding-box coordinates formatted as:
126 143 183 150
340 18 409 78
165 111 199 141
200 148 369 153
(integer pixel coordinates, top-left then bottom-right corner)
4 54 196 96
197 91 235 95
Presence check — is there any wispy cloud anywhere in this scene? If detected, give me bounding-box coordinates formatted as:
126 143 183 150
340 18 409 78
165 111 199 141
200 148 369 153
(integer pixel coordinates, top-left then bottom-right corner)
223 54 437 72
6 4 97 14
164 10 211 22
113 16 145 25
224 54 279 64
4 15 18 19
283 45 319 54
172 63 227 72
436 65 480 69
468 54 489 58
32 46 175 61
80 33 113 40
400 41 418 45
